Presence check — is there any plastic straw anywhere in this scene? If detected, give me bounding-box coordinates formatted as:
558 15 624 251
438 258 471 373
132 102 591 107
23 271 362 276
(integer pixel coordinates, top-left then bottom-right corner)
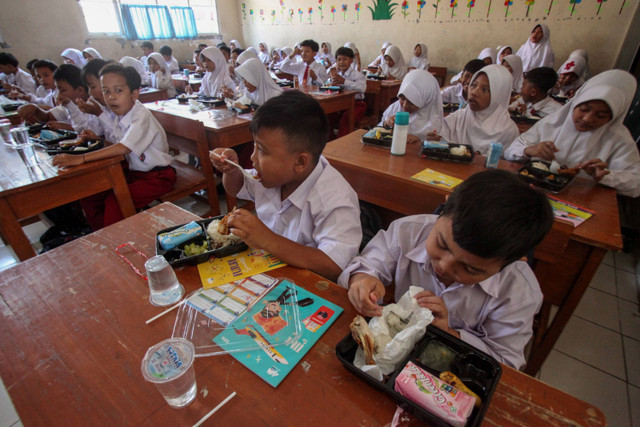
145 300 184 324
192 391 236 427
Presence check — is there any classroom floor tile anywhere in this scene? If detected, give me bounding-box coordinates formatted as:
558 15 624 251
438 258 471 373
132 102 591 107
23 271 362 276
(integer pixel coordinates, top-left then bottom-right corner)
0 377 19 427
21 220 48 244
554 315 626 379
574 287 620 332
590 263 617 295
619 298 640 341
629 384 640 427
0 246 18 272
614 251 636 274
623 336 640 387
617 268 640 303
602 249 615 267
539 349 630 427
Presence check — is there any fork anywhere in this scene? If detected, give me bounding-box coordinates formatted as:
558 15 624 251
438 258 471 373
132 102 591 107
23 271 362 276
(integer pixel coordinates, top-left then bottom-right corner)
210 151 257 180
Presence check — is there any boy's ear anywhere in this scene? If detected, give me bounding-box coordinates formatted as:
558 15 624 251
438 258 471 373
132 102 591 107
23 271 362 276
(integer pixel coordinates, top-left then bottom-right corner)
293 152 311 173
132 88 140 101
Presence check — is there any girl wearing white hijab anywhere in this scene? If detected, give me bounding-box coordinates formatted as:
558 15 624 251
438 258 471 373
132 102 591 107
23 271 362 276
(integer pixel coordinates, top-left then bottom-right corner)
237 47 259 66
61 48 87 66
379 69 443 142
505 70 640 197
565 49 590 79
82 48 102 61
257 42 270 65
408 43 429 71
279 47 294 67
317 42 335 68
344 42 361 71
190 47 235 97
368 41 391 68
436 64 519 154
516 24 555 72
379 45 408 80
229 39 242 50
496 46 513 65
234 58 283 106
550 55 587 98
147 53 176 98
501 54 524 92
119 56 151 86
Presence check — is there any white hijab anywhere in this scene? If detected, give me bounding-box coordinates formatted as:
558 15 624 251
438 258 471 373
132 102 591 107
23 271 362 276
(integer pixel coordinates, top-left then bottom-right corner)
381 45 408 80
229 39 242 49
200 47 235 96
477 47 497 64
566 49 590 79
235 58 283 106
257 41 270 64
502 54 524 92
398 69 443 138
558 56 587 91
237 47 259 65
496 46 512 65
61 48 87 66
516 24 555 72
443 64 519 154
318 42 333 59
408 43 429 70
119 56 149 85
83 48 102 60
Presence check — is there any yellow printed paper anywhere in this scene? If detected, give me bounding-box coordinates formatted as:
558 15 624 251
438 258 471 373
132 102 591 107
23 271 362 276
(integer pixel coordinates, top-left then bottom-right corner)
411 168 463 190
198 248 286 289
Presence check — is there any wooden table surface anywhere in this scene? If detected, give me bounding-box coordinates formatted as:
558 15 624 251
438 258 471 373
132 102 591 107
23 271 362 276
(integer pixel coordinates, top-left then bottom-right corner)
0 144 134 261
0 202 605 426
138 88 168 104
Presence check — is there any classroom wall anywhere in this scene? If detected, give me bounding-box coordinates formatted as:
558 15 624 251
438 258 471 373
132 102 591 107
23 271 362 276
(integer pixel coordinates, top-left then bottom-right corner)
0 0 244 66
238 0 639 78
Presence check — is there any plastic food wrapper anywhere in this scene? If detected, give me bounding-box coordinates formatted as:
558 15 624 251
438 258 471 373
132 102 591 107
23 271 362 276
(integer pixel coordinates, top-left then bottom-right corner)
394 361 475 427
188 98 206 112
353 286 434 378
157 221 203 250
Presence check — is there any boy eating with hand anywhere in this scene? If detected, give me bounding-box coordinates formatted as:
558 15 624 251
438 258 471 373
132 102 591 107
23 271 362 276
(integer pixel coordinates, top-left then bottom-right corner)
338 170 553 369
210 91 361 282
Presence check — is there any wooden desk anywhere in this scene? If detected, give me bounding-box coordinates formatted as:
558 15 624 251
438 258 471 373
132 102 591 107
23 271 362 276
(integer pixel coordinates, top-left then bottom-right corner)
324 130 623 375
365 79 401 122
298 86 357 133
171 75 202 93
138 88 168 103
0 146 134 261
0 202 605 426
1 111 21 125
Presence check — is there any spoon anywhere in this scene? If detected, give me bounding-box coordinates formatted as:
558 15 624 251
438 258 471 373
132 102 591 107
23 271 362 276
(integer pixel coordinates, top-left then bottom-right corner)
210 151 257 180
550 160 560 174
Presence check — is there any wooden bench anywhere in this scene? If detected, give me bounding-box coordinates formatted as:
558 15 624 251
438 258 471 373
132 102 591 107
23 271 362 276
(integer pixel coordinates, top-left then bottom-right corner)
428 66 448 87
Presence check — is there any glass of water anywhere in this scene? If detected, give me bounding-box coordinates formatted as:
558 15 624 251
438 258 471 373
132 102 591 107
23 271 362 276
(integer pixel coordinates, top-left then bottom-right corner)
144 255 184 307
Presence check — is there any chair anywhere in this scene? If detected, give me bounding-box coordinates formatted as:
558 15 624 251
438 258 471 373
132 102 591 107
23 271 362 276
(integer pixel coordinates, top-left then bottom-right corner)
428 66 448 87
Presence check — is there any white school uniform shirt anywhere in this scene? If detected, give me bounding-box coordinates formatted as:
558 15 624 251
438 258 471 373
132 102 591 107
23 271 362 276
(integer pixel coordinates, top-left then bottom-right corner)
236 156 362 270
257 42 270 65
28 87 56 107
380 45 408 80
167 56 180 74
408 43 429 70
0 68 37 95
441 65 519 154
441 84 465 104
64 100 104 135
516 24 555 72
379 69 444 140
49 106 71 124
199 47 235 97
337 215 543 370
279 56 328 86
148 53 177 98
98 103 118 143
502 54 523 92
509 96 562 118
505 70 640 197
234 58 283 106
114 100 172 172
327 65 366 100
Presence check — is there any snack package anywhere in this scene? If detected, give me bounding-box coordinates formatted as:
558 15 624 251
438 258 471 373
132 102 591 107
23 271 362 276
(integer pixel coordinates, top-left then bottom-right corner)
157 221 203 250
394 361 475 427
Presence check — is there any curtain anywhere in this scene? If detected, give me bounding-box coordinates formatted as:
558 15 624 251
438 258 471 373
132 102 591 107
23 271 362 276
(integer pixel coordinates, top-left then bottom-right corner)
120 4 179 40
170 7 198 39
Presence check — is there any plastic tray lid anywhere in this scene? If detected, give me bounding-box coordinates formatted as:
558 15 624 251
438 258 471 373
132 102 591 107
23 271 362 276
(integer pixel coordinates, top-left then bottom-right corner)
172 277 303 357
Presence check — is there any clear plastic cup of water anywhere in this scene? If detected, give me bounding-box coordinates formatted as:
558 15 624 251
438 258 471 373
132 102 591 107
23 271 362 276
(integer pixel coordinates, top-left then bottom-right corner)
141 338 197 408
144 255 184 307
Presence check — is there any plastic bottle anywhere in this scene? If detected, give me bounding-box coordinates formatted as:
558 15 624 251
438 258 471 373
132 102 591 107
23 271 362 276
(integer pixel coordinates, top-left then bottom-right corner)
485 142 503 168
390 111 410 156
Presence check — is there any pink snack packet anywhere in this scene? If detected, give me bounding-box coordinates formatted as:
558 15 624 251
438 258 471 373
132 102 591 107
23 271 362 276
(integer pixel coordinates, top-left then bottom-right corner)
394 361 475 427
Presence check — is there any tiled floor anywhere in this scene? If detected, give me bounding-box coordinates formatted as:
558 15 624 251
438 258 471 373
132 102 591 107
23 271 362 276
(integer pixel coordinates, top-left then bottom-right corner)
0 216 638 425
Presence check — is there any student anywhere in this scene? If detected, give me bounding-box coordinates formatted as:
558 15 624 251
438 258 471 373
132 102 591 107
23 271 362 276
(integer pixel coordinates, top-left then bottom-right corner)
159 45 180 74
147 53 177 98
119 56 151 86
280 39 328 86
344 42 361 72
209 91 362 281
218 45 231 63
566 49 590 80
139 41 154 70
379 69 443 143
25 58 39 81
317 42 335 68
509 67 562 118
517 24 555 72
229 39 243 50
269 48 282 70
24 60 58 106
550 56 586 98
83 48 102 61
0 52 37 95
193 48 206 73
230 48 242 66
501 54 524 92
77 58 117 142
432 64 519 154
257 42 270 65
186 47 235 97
505 70 640 197
327 46 367 137
52 63 176 229
408 43 429 71
338 169 553 369
378 45 408 80
496 46 513 65
237 47 260 66
450 47 496 84
368 41 391 68
440 59 485 105
61 48 87 67
234 58 283 105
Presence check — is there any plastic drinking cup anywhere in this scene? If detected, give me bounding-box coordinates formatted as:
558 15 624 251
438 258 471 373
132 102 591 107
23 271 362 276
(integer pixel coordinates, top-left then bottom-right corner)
145 255 184 306
184 69 190 78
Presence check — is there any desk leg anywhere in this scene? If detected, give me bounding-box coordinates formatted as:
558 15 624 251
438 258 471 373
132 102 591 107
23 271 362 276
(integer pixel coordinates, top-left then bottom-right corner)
0 198 36 261
108 163 136 218
348 96 356 133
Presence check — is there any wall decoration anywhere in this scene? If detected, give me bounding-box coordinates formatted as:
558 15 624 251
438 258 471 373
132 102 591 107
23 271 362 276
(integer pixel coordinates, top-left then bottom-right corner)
402 1 410 16
450 0 458 17
596 0 606 14
467 0 475 16
504 0 513 16
242 3 247 19
319 0 325 20
545 0 555 14
308 6 314 21
619 0 627 13
569 0 580 15
342 4 349 19
355 2 362 20
369 0 399 19
418 0 427 17
433 0 441 17
486 0 493 17
525 0 534 16
271 9 276 23
250 8 254 22
289 8 294 20
298 7 304 21
260 9 265 23
331 5 337 20
280 1 286 21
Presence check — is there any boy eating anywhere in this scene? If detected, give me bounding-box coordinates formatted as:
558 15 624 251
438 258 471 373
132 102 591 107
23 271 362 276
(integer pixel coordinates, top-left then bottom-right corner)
0 52 37 95
210 91 361 281
327 46 366 137
509 67 562 118
279 39 328 87
339 170 554 369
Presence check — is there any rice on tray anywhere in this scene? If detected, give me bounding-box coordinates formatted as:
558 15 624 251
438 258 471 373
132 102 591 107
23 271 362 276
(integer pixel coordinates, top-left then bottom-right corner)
206 219 243 248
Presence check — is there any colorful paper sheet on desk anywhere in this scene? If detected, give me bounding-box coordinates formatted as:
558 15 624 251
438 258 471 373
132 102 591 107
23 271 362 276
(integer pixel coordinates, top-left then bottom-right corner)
411 168 463 190
198 248 286 289
214 280 343 387
547 195 595 227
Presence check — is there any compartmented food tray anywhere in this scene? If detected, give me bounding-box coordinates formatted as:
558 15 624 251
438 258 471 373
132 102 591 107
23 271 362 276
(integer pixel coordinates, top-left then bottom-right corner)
361 127 393 148
156 216 248 267
420 140 474 164
336 325 502 427
319 85 344 92
29 128 77 145
509 112 542 125
230 104 258 114
517 161 575 193
198 96 226 107
443 103 460 113
44 139 104 155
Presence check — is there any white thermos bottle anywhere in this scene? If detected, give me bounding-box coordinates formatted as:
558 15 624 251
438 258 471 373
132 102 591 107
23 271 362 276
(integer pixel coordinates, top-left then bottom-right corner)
390 111 409 156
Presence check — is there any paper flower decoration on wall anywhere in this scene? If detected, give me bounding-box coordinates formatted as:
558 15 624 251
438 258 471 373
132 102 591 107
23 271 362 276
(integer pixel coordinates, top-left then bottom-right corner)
299 8 303 21
242 3 246 20
417 0 426 17
260 9 265 23
402 0 409 17
289 8 294 20
433 0 441 18
331 5 337 20
342 4 348 19
467 0 475 16
271 9 276 23
569 0 580 15
250 8 254 22
308 6 314 22
319 0 324 20
504 0 512 16
450 0 458 18
355 1 362 20
596 0 606 14
525 0 534 16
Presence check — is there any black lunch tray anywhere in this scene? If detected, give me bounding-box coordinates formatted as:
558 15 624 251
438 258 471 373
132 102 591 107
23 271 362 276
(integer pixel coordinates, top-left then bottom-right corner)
1 103 23 112
198 96 226 107
510 112 541 125
361 127 393 148
517 160 574 193
319 85 344 92
29 128 77 145
230 103 259 114
443 103 460 113
44 139 104 155
336 324 502 427
156 216 248 267
420 141 475 164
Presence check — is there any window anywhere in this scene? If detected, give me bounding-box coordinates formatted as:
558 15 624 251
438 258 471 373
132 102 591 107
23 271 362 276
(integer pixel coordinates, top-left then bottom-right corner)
78 0 219 38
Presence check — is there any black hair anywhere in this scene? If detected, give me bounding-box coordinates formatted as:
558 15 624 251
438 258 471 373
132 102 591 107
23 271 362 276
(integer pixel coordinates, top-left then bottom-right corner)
524 67 558 93
53 63 85 89
463 59 486 75
299 39 320 53
33 59 58 73
250 91 329 163
219 45 231 56
26 58 39 72
197 43 208 50
231 48 243 56
141 41 154 50
441 169 553 266
99 63 141 91
216 42 227 49
0 53 19 67
81 58 111 86
335 47 354 59
159 45 173 57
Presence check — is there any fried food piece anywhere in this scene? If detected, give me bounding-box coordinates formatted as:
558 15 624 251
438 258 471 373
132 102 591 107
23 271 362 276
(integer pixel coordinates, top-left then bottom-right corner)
217 207 237 235
350 315 377 365
439 371 482 408
558 165 580 177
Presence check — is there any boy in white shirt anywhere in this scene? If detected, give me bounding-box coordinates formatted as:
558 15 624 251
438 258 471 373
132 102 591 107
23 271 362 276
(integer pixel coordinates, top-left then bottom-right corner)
509 67 562 118
210 91 362 281
139 41 154 71
440 59 484 105
327 46 367 137
10 60 58 107
53 63 176 230
159 45 180 74
0 52 37 95
279 39 328 87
